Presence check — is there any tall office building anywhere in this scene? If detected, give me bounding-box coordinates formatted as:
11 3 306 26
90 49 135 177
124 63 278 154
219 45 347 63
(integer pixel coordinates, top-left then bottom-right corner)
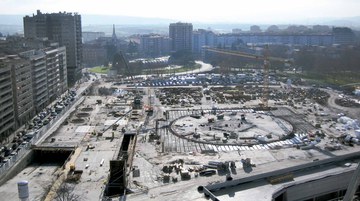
23 10 82 86
169 22 193 52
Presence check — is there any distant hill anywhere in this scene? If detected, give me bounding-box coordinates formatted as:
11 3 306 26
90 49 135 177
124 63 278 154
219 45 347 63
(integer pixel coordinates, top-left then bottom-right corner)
82 15 175 25
0 14 176 25
0 14 359 35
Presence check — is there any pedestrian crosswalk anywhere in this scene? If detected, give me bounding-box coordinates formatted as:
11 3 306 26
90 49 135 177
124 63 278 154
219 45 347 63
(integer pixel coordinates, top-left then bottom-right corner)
159 127 307 153
167 108 256 121
158 108 309 153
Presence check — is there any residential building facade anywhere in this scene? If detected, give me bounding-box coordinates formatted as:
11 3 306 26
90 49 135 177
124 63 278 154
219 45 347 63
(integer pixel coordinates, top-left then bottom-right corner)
140 34 170 57
169 22 193 52
0 56 16 142
23 10 82 86
192 29 216 58
0 40 68 142
9 56 34 128
20 46 67 113
82 43 107 67
21 50 49 113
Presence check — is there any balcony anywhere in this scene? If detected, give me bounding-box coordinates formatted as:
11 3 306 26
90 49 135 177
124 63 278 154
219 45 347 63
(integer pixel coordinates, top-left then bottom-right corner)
0 80 11 89
0 110 14 123
0 88 11 97
0 74 11 81
0 118 15 133
0 100 14 112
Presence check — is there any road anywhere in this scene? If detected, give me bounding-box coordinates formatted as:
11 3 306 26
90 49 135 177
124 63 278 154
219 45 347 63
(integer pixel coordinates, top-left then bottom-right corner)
286 83 360 119
133 61 214 79
175 61 214 75
35 78 94 145
326 90 360 119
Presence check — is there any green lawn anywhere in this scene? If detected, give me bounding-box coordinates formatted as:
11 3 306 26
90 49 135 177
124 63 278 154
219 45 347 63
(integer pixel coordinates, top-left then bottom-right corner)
88 66 110 74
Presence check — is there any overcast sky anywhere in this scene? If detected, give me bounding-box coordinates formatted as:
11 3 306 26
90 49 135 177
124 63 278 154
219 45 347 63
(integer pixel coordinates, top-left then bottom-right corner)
1 0 360 23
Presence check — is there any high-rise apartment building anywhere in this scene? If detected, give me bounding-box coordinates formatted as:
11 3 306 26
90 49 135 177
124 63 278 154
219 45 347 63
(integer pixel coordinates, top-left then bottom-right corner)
0 56 16 142
140 34 170 57
332 27 355 45
0 35 67 141
23 10 82 86
192 29 216 58
9 56 34 127
20 46 67 113
0 55 36 141
21 50 48 113
169 22 193 52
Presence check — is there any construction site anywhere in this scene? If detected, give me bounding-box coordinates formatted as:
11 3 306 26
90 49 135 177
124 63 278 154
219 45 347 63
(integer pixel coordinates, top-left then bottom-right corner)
1 48 360 201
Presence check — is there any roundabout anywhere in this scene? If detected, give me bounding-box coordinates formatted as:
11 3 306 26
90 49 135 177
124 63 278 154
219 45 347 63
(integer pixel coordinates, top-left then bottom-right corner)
169 109 294 146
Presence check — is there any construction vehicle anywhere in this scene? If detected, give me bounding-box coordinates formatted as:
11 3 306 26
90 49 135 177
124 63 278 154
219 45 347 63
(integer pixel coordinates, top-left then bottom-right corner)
69 163 75 171
67 164 83 182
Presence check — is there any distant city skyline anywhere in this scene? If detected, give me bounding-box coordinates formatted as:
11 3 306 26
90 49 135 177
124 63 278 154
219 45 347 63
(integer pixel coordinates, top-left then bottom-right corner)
1 0 360 24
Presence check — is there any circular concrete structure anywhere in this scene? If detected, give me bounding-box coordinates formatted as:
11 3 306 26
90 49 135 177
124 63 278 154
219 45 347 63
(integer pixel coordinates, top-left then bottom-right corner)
170 109 293 146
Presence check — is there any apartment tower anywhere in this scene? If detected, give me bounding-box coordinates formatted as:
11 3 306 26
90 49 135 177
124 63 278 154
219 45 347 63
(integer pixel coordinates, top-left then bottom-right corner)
169 22 193 52
23 10 82 86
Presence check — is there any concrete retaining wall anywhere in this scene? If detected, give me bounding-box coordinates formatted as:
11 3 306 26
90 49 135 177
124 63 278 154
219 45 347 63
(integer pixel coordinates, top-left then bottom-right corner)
205 151 360 193
0 150 34 186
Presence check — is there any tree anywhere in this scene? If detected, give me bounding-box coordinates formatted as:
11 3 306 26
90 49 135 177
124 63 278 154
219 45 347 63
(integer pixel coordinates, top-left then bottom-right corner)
54 183 80 201
169 50 195 66
295 49 315 72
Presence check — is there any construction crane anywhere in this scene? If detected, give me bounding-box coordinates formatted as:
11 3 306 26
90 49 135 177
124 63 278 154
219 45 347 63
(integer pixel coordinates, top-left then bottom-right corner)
112 51 133 79
205 46 289 109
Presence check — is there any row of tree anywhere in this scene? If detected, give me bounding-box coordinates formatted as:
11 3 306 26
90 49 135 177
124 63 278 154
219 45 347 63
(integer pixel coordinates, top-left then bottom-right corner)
208 43 360 75
295 46 360 74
